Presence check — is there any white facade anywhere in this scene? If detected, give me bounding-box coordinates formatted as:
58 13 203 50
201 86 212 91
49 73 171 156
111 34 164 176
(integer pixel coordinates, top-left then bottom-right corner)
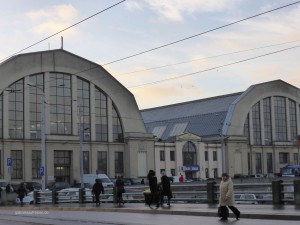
0 50 154 184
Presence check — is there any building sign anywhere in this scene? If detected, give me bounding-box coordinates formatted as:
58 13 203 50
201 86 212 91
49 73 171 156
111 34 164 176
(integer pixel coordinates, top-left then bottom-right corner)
182 165 200 171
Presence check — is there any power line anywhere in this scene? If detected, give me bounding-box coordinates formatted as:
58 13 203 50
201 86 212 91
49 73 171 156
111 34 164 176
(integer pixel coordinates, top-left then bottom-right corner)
128 45 300 89
113 39 300 77
102 0 300 66
0 0 126 63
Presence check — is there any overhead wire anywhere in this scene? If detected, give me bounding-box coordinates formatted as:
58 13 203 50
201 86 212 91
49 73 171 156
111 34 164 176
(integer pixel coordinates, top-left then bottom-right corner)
0 0 126 63
102 0 300 66
128 44 300 89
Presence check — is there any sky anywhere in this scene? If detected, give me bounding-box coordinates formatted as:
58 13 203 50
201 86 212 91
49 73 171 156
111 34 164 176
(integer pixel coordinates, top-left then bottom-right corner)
0 0 300 110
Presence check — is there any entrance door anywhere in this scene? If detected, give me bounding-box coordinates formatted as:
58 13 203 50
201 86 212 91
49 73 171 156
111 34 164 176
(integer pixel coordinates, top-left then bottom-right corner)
54 151 71 183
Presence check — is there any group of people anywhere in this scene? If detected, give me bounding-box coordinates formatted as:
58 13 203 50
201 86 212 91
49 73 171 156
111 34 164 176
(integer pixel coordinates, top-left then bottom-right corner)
147 170 172 208
4 183 28 206
91 170 241 221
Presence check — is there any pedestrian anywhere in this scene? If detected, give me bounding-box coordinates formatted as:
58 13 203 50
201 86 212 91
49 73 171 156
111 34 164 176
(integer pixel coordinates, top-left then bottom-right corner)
115 176 125 204
6 184 11 193
218 173 240 221
17 183 27 206
160 172 172 206
140 179 144 184
147 170 160 208
92 179 104 206
179 174 184 183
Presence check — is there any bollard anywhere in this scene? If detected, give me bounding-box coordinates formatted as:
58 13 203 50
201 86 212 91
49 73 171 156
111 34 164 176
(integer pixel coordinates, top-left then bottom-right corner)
79 188 84 204
52 190 57 204
272 180 283 204
207 181 217 204
113 187 117 204
33 190 40 204
294 180 300 205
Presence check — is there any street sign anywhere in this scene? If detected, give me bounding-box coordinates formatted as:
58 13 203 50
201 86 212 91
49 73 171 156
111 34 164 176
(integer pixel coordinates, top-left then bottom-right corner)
39 166 45 176
7 157 12 166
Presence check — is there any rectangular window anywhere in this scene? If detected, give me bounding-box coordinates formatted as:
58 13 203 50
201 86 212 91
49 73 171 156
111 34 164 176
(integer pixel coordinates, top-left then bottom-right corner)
115 152 123 174
213 151 217 161
95 89 108 141
205 168 209 178
77 78 90 141
267 153 273 173
263 98 272 145
97 151 107 174
252 102 261 145
112 104 123 143
160 169 165 175
8 79 24 139
29 74 44 139
255 153 262 174
170 151 175 161
32 150 41 179
279 152 289 164
11 150 22 179
274 97 287 141
205 151 208 161
289 100 297 142
83 151 89 174
50 73 72 135
213 168 218 178
160 151 165 161
294 153 298 165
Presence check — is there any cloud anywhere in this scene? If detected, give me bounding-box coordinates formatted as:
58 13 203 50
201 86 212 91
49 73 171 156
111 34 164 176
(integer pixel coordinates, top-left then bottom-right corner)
125 0 143 11
26 4 78 35
144 0 238 22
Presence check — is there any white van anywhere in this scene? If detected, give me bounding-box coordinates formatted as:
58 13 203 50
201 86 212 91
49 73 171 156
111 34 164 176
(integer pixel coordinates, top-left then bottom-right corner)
83 174 114 188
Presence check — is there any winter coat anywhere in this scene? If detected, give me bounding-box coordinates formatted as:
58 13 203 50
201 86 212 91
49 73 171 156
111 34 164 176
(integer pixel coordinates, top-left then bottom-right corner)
160 175 172 197
17 185 27 199
92 181 104 195
219 177 235 206
148 176 158 193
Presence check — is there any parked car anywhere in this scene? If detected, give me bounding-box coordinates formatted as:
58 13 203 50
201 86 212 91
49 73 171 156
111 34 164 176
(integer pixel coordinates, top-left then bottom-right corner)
123 178 142 185
73 183 92 189
0 179 9 190
235 194 258 204
46 182 70 191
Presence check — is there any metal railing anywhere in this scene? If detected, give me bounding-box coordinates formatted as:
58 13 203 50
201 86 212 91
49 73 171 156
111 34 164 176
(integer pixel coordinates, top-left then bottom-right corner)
33 179 300 205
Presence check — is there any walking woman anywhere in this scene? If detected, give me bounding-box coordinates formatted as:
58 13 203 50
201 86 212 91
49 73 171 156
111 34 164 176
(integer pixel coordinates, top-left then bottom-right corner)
219 173 240 221
147 170 160 208
92 179 104 206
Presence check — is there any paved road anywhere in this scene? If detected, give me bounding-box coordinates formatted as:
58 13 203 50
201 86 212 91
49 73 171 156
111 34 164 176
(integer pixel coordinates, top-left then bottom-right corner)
0 210 299 225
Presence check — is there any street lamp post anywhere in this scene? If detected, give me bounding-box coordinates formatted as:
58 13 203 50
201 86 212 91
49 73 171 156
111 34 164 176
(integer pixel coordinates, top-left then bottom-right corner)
41 93 46 191
79 105 84 189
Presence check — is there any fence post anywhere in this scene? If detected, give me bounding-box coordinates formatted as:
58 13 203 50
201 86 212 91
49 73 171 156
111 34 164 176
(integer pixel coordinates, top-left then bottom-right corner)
33 190 39 204
272 180 283 204
207 181 217 204
79 188 84 204
294 180 300 205
52 190 57 204
113 187 117 203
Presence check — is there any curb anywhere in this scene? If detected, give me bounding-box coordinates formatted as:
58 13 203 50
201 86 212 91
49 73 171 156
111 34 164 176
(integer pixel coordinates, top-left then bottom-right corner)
2 206 300 221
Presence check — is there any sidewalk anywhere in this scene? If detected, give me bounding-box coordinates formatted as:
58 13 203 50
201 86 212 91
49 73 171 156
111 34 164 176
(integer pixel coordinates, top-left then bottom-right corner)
3 203 300 221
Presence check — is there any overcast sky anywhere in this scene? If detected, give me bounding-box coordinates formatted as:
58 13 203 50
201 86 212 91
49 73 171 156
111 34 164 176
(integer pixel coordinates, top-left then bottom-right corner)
1 0 300 109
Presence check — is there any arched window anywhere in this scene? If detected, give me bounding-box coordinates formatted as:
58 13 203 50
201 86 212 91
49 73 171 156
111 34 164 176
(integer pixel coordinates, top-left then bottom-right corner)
112 103 124 142
77 78 90 141
95 88 108 141
182 141 197 165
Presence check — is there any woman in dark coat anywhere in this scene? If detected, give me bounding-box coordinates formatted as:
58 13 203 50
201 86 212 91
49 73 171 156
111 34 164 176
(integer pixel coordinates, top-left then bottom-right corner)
160 172 172 206
92 179 104 206
17 183 27 206
147 170 159 208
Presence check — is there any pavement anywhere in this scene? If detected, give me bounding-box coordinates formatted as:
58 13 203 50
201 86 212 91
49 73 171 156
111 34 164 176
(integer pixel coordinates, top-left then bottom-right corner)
2 203 300 221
